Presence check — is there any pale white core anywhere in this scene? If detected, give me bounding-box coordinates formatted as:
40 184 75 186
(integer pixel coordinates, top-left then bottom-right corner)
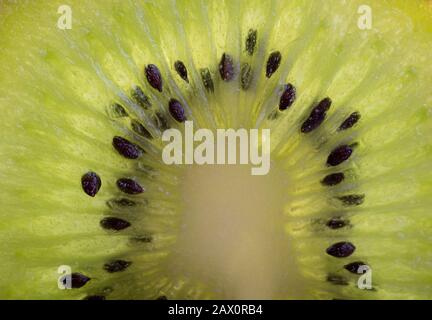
168 163 304 299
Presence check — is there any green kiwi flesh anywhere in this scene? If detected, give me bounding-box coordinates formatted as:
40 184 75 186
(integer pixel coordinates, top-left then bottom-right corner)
0 0 432 299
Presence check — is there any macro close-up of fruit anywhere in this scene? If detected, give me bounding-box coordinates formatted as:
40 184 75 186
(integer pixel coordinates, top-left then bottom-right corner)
0 0 432 300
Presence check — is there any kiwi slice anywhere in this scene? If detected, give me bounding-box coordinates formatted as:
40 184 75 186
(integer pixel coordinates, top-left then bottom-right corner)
0 0 432 300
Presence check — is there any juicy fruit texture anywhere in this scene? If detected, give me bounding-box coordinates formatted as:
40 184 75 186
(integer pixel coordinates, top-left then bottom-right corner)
0 0 432 300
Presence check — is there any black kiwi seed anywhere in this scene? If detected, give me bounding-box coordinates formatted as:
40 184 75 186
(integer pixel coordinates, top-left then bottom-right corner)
337 194 365 206
241 63 252 90
245 29 257 56
321 172 345 186
266 51 282 78
81 172 101 197
326 145 353 166
100 217 131 231
131 119 153 139
326 241 356 258
219 53 235 81
116 178 144 194
145 64 163 92
112 103 128 117
157 295 168 300
174 60 189 83
84 295 106 300
168 98 187 122
344 261 368 274
131 86 151 109
200 68 214 92
326 274 349 286
66 273 91 289
301 97 332 133
279 83 296 111
326 217 349 229
103 260 132 273
338 111 361 131
112 136 143 159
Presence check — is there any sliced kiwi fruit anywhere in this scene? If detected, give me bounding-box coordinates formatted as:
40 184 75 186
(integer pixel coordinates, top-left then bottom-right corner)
0 0 432 300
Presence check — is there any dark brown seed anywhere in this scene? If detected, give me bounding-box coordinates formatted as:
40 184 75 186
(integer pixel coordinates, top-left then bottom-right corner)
339 112 361 131
326 217 349 229
241 63 252 90
326 241 356 258
112 103 128 117
117 178 144 194
279 83 296 111
326 145 353 166
131 120 153 139
326 274 349 286
112 136 143 159
84 295 106 300
81 172 101 197
131 86 151 109
219 53 235 81
337 194 365 206
174 60 189 83
344 261 368 274
321 172 345 186
200 68 214 93
168 98 186 122
103 260 132 273
301 97 332 133
245 29 257 56
107 198 137 209
157 295 168 300
145 64 163 92
65 273 90 289
100 217 131 231
266 51 281 78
